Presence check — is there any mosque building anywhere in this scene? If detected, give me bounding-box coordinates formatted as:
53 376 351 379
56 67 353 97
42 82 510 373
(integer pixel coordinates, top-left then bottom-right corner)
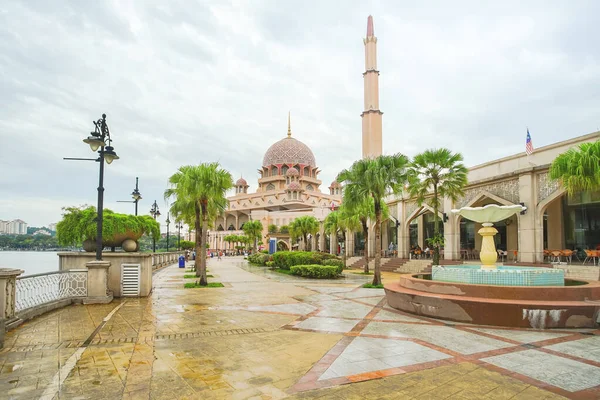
209 15 600 264
208 113 342 252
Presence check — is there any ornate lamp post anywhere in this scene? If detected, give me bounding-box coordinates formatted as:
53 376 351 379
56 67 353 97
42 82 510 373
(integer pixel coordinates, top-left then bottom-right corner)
166 214 171 252
149 200 160 252
175 222 182 250
117 177 142 215
65 114 119 261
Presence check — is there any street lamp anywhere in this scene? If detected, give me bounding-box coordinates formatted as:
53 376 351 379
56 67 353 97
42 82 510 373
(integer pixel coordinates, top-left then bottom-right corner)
149 200 160 252
175 222 182 250
166 214 171 252
65 113 119 261
117 177 142 215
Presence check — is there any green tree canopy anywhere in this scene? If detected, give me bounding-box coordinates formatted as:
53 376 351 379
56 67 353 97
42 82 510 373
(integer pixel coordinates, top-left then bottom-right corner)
338 154 410 285
243 220 263 251
408 148 467 265
165 163 233 285
289 216 320 251
549 140 600 195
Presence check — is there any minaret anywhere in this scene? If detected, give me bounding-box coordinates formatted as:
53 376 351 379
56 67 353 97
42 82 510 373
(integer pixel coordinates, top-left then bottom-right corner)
361 15 382 159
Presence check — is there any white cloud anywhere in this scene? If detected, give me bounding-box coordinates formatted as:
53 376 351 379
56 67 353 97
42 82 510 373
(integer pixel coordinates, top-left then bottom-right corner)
1 0 599 227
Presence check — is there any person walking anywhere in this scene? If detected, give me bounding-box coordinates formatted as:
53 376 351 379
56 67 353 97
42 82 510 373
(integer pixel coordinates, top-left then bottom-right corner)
217 251 222 260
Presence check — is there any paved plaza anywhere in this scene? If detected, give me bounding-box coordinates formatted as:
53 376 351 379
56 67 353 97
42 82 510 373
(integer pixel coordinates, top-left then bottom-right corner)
1 257 599 399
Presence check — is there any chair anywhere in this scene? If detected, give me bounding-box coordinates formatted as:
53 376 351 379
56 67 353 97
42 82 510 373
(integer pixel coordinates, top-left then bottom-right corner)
583 250 598 266
497 250 507 262
550 250 563 263
512 250 518 262
561 250 573 264
543 249 550 262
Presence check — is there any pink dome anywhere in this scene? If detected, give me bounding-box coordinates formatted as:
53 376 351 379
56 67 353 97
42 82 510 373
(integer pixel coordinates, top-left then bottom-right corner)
262 137 316 167
287 182 301 191
329 181 342 188
236 177 248 186
286 167 299 177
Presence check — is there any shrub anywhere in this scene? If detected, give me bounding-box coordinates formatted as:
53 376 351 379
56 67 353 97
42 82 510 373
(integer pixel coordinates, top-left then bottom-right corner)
248 253 271 266
316 252 339 260
322 259 344 272
272 251 324 270
290 264 340 279
260 249 269 254
265 261 274 268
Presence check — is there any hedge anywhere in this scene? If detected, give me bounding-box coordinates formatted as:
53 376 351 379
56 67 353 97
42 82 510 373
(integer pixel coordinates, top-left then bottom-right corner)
248 253 271 266
290 264 340 279
322 259 344 269
272 251 324 270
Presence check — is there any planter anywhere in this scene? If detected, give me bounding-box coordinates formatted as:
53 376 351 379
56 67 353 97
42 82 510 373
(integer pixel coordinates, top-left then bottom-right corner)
82 231 143 252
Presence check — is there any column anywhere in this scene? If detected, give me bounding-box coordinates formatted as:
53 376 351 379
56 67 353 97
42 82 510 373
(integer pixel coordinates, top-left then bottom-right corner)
318 225 326 252
397 201 409 258
417 215 424 248
85 261 113 303
518 172 536 263
330 234 336 255
443 197 459 260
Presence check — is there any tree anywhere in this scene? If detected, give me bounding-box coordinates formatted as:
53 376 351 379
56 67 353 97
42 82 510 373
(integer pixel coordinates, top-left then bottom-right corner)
268 224 278 234
290 216 320 251
323 211 341 254
280 225 290 234
549 140 600 195
243 220 263 251
338 154 410 286
408 148 468 266
337 204 362 268
165 163 233 285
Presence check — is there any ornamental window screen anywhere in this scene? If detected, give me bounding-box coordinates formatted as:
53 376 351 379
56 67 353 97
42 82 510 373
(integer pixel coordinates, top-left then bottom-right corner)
306 184 314 191
266 183 275 191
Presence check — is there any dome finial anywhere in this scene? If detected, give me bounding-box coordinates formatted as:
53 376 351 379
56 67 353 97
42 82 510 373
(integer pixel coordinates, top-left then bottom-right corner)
287 111 292 138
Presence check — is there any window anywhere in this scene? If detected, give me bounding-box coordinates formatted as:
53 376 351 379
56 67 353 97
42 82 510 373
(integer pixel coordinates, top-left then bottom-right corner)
266 183 275 191
293 192 297 199
282 166 288 175
306 184 314 191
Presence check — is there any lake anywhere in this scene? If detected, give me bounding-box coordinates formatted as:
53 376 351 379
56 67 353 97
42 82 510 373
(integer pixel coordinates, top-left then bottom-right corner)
0 251 60 276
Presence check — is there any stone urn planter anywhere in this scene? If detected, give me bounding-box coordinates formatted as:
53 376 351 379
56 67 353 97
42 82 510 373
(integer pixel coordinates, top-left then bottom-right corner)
83 231 144 252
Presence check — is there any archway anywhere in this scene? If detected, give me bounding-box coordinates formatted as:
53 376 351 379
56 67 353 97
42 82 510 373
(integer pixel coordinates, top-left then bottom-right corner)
537 188 600 262
402 204 444 258
277 240 290 251
453 191 519 262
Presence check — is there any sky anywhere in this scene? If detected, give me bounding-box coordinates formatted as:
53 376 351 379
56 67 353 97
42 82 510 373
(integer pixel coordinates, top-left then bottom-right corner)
1 1 599 230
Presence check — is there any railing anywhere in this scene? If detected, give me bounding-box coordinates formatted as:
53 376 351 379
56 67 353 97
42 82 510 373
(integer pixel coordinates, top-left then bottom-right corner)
15 270 88 312
151 251 183 270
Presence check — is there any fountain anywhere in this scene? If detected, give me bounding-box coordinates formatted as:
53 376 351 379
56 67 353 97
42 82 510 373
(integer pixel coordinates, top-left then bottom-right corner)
384 204 600 329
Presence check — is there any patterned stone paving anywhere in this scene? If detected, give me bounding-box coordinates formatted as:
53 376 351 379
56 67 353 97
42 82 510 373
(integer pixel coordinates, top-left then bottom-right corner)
0 257 598 399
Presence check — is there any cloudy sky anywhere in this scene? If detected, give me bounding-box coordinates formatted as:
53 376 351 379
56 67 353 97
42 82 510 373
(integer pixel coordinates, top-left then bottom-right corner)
1 1 599 229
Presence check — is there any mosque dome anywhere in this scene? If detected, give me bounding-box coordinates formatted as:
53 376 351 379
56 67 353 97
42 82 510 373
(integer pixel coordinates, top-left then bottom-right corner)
263 137 316 168
286 167 299 177
287 182 302 191
236 177 248 186
329 181 342 188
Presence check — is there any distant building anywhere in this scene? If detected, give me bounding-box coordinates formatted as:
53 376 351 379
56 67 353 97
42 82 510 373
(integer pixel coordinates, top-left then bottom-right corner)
33 229 52 236
0 219 28 235
48 223 58 232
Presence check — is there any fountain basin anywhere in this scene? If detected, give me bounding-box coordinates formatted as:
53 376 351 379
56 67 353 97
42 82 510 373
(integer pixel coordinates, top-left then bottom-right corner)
432 265 564 286
384 274 600 328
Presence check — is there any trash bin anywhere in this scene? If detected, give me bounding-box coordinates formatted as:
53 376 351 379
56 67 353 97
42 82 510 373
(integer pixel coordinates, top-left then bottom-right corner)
178 255 185 268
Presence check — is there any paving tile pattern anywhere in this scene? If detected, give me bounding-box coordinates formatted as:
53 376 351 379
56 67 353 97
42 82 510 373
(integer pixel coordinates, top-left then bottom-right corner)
0 257 598 399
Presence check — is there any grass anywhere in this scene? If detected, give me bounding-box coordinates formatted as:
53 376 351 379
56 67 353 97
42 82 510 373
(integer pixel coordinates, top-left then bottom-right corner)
184 282 224 288
184 274 213 279
362 283 384 289
349 271 373 275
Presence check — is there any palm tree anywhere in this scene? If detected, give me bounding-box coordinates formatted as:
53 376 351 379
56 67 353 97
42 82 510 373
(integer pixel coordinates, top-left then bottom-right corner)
338 154 410 286
408 148 468 266
165 163 233 285
243 220 263 252
268 224 278 234
336 205 362 268
324 211 341 255
549 140 600 195
290 216 320 251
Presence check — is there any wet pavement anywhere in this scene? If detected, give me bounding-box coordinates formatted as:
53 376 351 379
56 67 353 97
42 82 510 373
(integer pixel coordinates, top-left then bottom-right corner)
0 256 598 399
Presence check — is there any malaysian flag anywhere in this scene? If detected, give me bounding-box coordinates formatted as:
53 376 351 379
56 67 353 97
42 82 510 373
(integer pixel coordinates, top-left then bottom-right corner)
525 128 534 155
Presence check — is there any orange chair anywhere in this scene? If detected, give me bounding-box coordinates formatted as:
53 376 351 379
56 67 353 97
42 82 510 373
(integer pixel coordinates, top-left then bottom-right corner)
561 250 573 264
550 250 563 263
543 249 550 262
512 250 518 262
583 250 598 266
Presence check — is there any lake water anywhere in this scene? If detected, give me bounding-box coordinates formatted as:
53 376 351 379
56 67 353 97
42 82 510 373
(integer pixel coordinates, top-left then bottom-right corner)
0 251 59 276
